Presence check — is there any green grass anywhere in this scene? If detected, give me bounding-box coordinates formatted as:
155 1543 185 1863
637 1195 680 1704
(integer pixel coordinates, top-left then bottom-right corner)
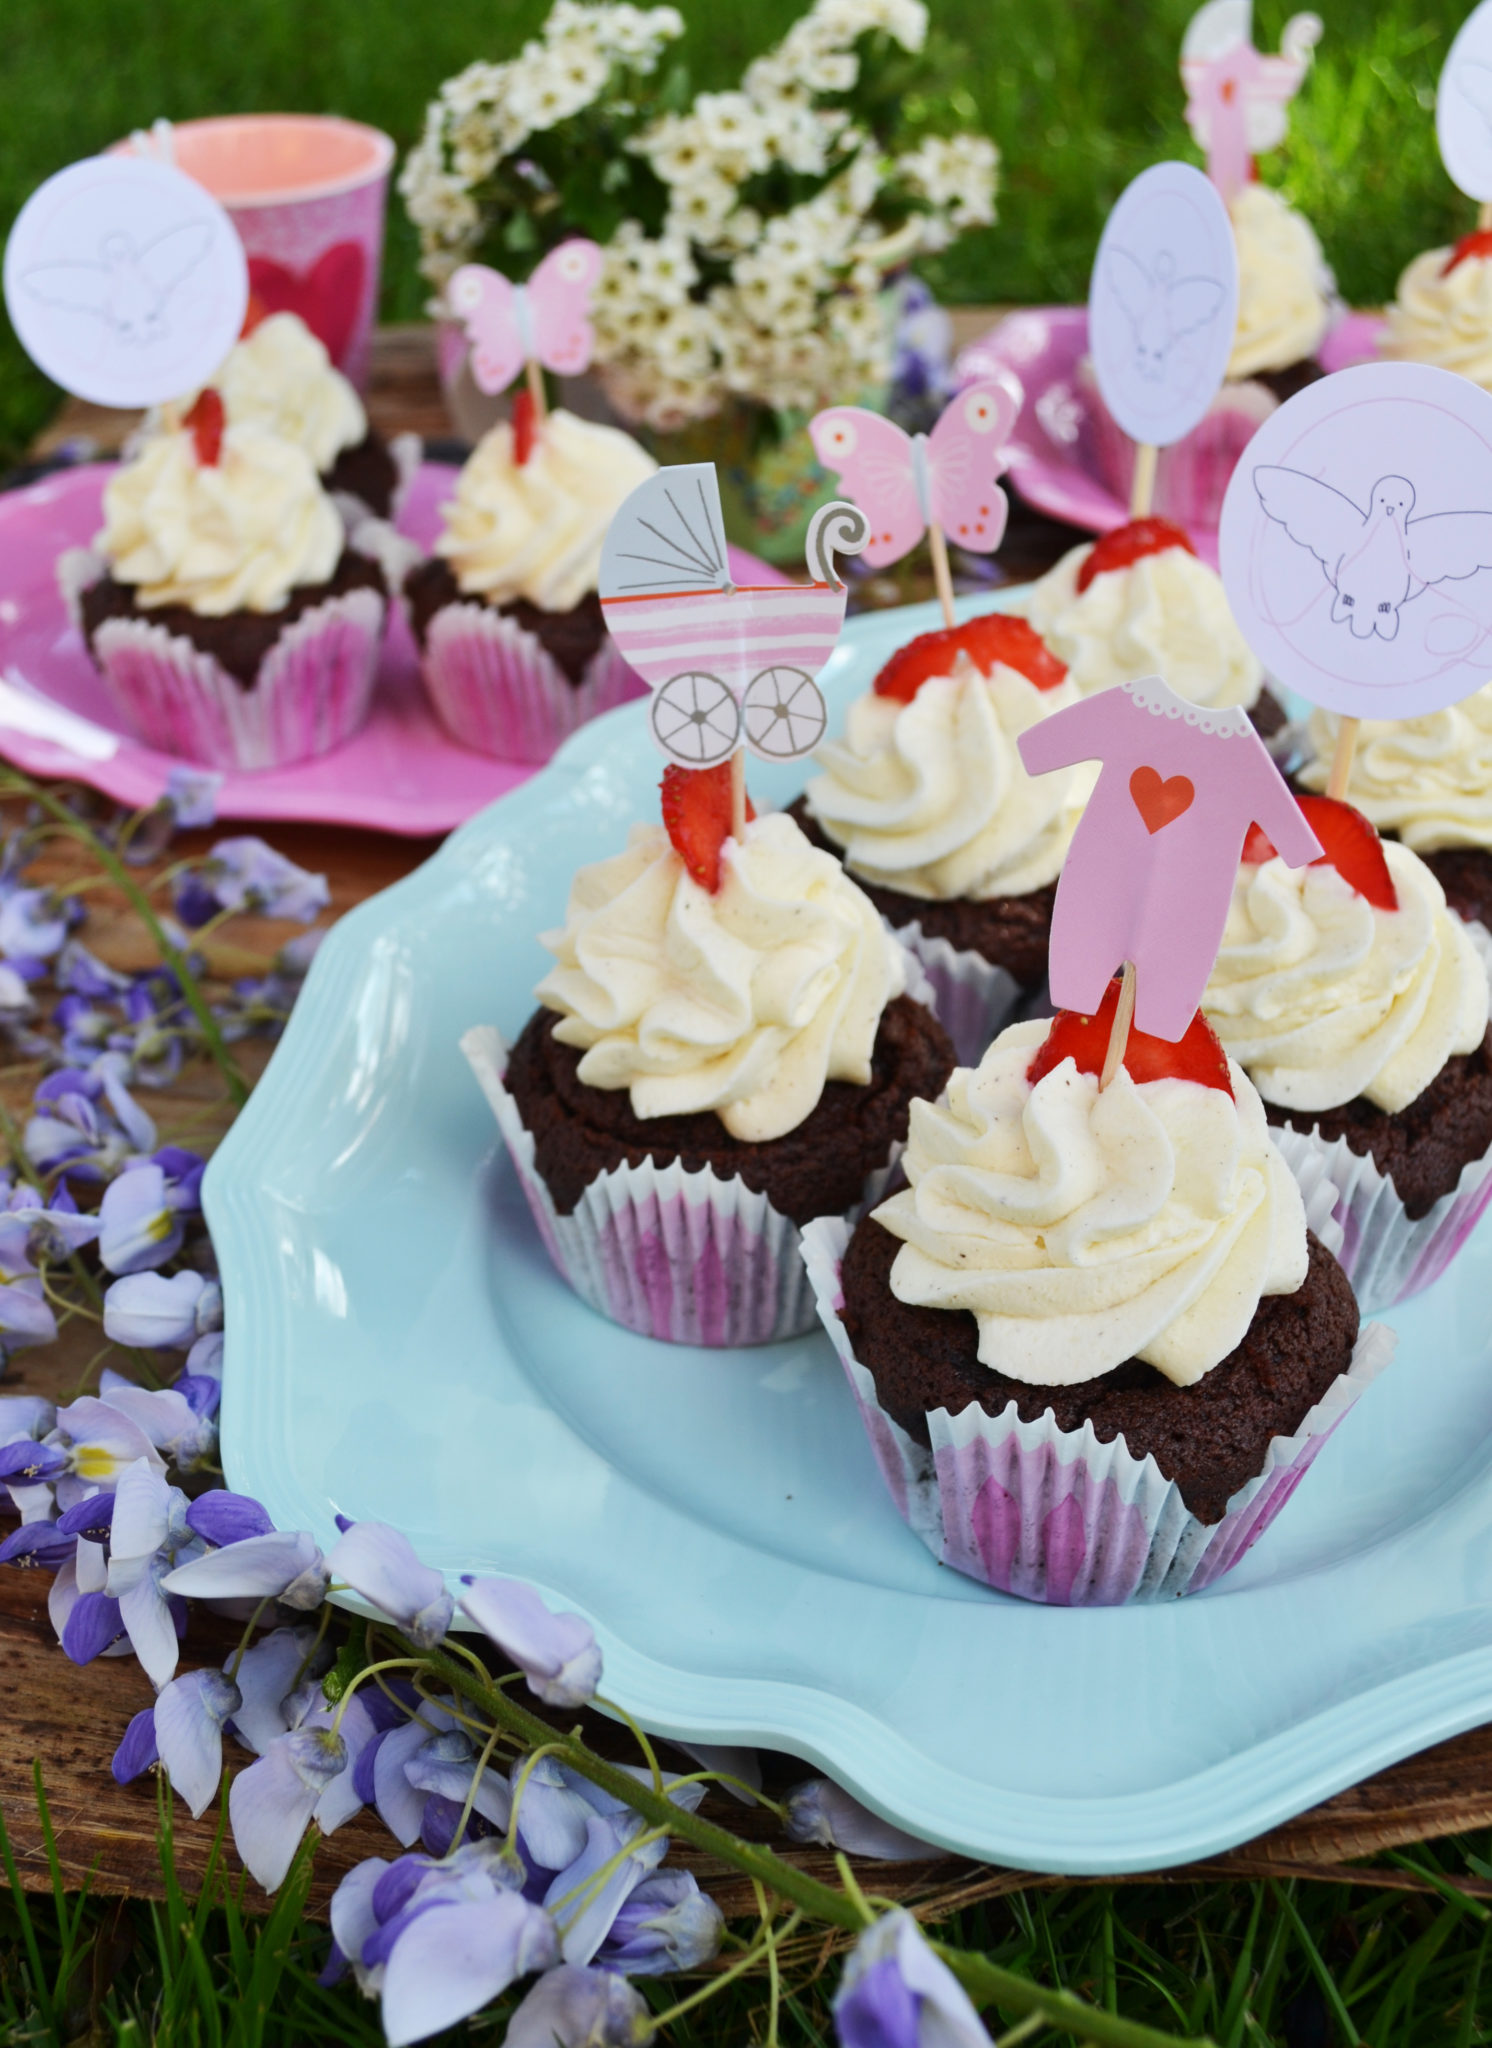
0 0 1482 465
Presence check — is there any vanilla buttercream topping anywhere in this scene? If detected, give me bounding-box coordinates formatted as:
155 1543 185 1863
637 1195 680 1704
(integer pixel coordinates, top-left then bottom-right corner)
1020 543 1263 710
96 423 344 616
437 408 657 613
1203 840 1488 1114
1298 689 1492 852
1381 246 1492 390
212 313 366 472
804 657 1088 901
535 810 907 1143
872 1018 1307 1388
1227 182 1334 381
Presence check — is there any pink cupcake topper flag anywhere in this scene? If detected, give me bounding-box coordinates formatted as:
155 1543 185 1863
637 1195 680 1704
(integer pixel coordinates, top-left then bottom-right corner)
808 377 1021 630
445 240 603 433
1437 0 1492 221
1088 162 1239 521
1180 0 1322 205
3 156 248 409
600 462 868 827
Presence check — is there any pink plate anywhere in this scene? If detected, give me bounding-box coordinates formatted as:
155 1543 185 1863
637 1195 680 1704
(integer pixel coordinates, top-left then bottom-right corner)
0 462 785 834
955 306 1383 572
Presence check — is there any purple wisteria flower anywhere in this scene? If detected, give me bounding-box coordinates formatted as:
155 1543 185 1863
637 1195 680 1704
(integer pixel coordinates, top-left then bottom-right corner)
834 1910 992 2048
226 1624 329 1755
103 1268 220 1350
152 1666 242 1816
0 885 82 964
162 1526 329 1610
229 1724 350 1891
326 1519 453 1648
175 838 329 928
597 1870 724 1975
785 1780 943 1861
458 1576 601 1707
98 1163 185 1274
25 1057 155 1181
505 1965 656 2048
164 767 221 830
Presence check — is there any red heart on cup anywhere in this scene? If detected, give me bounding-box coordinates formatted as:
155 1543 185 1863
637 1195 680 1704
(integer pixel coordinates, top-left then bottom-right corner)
1129 765 1195 835
245 243 365 369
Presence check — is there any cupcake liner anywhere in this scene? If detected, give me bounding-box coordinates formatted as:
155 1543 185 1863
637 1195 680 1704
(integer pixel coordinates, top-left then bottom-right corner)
1269 1119 1492 1313
890 918 1023 1069
420 600 645 764
1079 356 1280 533
89 585 386 771
801 1213 1395 1605
461 1026 906 1348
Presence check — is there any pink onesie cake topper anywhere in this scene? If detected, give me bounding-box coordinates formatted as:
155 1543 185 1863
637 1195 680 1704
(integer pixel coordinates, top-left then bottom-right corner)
1180 0 1323 204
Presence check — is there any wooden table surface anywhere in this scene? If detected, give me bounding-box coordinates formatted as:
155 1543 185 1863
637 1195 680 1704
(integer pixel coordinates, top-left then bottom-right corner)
7 322 1492 1919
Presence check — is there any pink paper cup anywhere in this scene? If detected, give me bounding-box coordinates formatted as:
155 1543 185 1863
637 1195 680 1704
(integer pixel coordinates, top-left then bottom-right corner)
419 600 646 765
890 919 1024 1070
118 115 394 390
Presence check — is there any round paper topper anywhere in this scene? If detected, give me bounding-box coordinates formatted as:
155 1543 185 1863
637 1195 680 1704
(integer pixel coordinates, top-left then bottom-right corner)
1438 0 1492 204
1218 360 1492 720
1087 160 1239 448
4 156 248 409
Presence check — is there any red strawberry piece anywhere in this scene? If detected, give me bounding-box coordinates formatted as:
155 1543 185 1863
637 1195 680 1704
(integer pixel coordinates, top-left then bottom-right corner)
1027 979 1234 1096
1443 229 1492 277
183 389 225 468
873 615 1066 702
511 386 538 466
1240 793 1397 911
660 761 755 893
1074 517 1197 594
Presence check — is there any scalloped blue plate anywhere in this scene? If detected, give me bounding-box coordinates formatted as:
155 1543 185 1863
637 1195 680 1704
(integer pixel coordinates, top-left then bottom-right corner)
208 589 1492 1876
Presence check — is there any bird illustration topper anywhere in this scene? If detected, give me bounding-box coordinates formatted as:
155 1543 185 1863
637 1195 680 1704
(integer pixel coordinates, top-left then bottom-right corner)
598 463 869 767
1438 0 1492 204
445 241 603 395
3 156 247 409
1219 361 1492 720
1087 162 1239 451
1180 0 1322 203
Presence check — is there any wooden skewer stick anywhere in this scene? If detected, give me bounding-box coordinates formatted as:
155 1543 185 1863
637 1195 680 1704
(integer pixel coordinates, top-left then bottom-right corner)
525 356 548 424
1480 200 1492 232
730 747 747 843
1326 714 1361 802
927 521 957 631
1099 962 1137 1092
1129 442 1159 521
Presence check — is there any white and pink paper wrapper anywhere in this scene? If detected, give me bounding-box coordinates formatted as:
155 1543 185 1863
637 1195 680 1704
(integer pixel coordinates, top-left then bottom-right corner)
418 600 644 765
461 1026 906 1348
800 1167 1396 1605
891 919 1023 1070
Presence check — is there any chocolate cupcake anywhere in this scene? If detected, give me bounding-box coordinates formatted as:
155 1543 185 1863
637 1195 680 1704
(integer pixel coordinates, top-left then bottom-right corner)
463 782 954 1347
801 1006 1392 1605
406 408 655 764
789 611 1086 1063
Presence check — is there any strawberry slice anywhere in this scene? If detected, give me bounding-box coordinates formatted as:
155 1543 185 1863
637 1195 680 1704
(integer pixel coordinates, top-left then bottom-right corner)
511 386 538 466
1443 228 1492 277
660 761 755 893
1074 517 1196 594
874 615 1067 702
1241 793 1397 911
1027 980 1234 1096
183 389 225 468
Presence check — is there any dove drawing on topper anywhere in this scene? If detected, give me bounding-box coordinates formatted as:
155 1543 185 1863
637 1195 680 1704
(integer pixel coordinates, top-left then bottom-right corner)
598 463 869 768
1439 0 1492 205
446 240 603 396
1180 0 1322 202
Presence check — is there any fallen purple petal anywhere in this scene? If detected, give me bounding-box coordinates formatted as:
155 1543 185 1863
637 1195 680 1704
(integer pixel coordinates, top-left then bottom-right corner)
162 1530 326 1604
325 1520 452 1648
458 1576 601 1707
154 1666 241 1818
184 1489 272 1546
785 1780 942 1862
229 1725 348 1892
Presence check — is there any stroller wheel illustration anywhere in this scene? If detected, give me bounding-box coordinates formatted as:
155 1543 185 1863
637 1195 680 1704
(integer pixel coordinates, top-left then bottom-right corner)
741 667 827 759
650 672 741 766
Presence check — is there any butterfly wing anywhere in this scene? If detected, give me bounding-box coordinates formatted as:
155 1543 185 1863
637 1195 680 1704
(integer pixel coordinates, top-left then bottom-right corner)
923 377 1019 555
447 264 524 395
526 240 603 376
808 406 922 567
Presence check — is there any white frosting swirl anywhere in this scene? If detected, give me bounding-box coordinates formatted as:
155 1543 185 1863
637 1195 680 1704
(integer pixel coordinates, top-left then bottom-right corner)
872 1019 1307 1388
1227 183 1334 381
210 313 366 472
1381 246 1492 389
96 423 343 616
438 409 657 612
1299 689 1492 851
1203 841 1488 1114
534 810 907 1142
804 657 1088 900
1021 542 1263 710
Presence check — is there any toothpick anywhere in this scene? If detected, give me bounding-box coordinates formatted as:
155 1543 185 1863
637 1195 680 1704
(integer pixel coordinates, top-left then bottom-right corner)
1129 442 1159 520
525 356 548 424
1326 715 1361 802
730 748 747 842
1099 963 1137 1092
927 522 957 630
1480 200 1492 232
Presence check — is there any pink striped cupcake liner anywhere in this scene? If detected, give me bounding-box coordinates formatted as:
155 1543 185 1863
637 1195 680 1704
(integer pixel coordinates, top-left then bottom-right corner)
461 1025 905 1349
1078 356 1281 533
801 1214 1395 1605
420 601 645 765
891 919 1024 1069
87 585 386 771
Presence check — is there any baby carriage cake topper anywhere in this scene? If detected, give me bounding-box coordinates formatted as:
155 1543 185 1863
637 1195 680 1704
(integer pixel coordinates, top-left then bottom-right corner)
600 463 870 769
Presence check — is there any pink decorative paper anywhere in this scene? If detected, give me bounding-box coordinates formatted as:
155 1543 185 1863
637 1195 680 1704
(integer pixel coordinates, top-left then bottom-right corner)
447 242 602 394
1019 675 1321 1039
419 602 644 765
1180 2 1321 202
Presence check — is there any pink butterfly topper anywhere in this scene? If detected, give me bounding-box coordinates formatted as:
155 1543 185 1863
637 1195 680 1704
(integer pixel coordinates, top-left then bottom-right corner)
808 377 1021 570
446 239 603 396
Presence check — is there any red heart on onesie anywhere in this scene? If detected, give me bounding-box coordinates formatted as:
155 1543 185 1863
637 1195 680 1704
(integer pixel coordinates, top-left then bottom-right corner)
246 243 365 368
1129 766 1194 835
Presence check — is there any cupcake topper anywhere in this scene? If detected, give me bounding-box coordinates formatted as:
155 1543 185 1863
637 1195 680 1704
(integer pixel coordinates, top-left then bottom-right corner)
1088 163 1239 520
808 377 1021 630
3 155 248 409
1437 0 1492 219
446 241 603 435
1180 0 1322 204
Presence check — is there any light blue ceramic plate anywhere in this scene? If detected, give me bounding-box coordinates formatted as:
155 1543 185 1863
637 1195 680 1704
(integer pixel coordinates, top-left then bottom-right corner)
208 590 1492 1877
